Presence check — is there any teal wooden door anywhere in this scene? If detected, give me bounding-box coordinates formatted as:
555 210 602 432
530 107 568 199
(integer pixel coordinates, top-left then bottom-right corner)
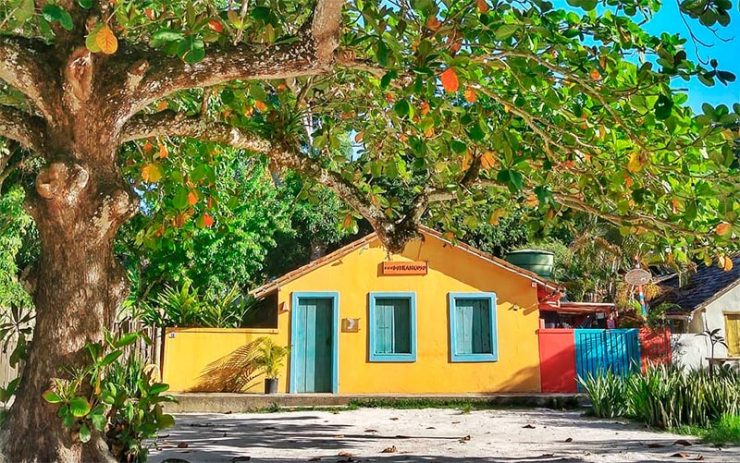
293 297 334 393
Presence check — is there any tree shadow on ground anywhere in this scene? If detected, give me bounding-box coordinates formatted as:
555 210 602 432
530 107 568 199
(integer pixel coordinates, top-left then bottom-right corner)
148 411 737 463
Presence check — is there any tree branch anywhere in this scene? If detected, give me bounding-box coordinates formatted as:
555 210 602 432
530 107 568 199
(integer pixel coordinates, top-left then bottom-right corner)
0 105 47 153
122 0 346 120
0 36 56 120
121 111 383 230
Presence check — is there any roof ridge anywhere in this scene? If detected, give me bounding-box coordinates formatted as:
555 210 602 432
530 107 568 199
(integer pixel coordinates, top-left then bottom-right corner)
250 226 560 298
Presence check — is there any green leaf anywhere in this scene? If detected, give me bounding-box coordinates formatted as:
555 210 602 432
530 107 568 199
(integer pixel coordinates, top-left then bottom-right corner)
152 30 186 43
78 0 93 8
251 6 271 21
69 397 91 417
100 350 122 367
113 332 139 348
494 24 518 40
497 169 523 192
42 4 74 31
393 99 411 118
42 390 63 404
157 413 176 429
654 95 674 120
14 0 34 23
148 383 170 395
178 37 206 64
79 423 91 443
89 404 108 431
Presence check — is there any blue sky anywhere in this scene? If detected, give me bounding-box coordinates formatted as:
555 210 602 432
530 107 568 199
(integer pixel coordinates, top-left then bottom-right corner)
642 2 740 111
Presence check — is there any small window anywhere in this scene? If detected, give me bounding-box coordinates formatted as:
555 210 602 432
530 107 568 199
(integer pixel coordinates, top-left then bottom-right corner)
369 292 416 362
449 293 498 362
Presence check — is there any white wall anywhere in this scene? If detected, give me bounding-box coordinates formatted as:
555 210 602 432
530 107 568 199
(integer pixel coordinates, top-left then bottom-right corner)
673 283 740 370
672 333 712 370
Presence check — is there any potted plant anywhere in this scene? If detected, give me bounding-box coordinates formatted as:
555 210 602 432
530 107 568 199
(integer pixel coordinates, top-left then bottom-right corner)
255 338 289 394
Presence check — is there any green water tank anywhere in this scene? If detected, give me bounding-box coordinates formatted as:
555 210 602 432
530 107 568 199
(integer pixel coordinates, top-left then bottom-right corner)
505 249 555 278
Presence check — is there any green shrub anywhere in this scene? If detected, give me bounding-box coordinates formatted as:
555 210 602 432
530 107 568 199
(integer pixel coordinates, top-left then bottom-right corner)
702 414 740 445
43 331 175 462
579 365 740 430
578 370 629 418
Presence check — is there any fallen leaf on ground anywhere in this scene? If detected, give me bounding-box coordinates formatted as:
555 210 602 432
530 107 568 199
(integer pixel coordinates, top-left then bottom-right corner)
176 442 189 448
337 451 353 457
671 452 690 458
674 439 693 446
390 417 399 421
381 446 397 453
522 424 535 429
565 437 573 442
693 456 704 461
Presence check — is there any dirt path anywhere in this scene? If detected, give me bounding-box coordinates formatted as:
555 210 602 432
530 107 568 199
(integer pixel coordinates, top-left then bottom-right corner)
148 408 739 462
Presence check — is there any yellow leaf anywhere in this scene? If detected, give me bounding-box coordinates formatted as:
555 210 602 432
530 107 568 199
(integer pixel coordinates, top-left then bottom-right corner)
156 101 169 111
158 143 168 159
95 25 118 55
489 208 506 225
480 151 496 169
141 163 162 183
464 87 477 103
590 68 601 81
142 141 153 154
254 100 268 112
354 131 364 143
715 222 731 236
461 151 472 170
342 213 354 230
724 256 734 271
627 151 647 173
524 194 539 208
424 126 435 138
477 0 490 13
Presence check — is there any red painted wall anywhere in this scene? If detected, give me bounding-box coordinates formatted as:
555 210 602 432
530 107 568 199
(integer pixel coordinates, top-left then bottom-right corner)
538 329 577 393
639 327 672 372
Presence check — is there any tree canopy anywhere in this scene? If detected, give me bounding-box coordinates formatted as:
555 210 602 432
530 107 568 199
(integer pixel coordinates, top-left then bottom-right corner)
0 0 738 461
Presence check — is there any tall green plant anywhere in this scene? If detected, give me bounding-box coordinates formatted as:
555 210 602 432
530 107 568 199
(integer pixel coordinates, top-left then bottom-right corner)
255 338 289 380
578 371 629 418
580 365 740 429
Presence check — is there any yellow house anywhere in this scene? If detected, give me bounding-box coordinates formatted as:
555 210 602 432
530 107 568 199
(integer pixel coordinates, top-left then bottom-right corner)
162 226 559 394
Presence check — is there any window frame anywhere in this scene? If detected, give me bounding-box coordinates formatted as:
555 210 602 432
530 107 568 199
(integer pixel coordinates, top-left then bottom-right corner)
448 292 498 363
368 292 417 362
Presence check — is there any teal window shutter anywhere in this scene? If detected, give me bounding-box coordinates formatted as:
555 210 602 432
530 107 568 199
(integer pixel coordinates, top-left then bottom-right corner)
449 293 497 362
369 293 416 362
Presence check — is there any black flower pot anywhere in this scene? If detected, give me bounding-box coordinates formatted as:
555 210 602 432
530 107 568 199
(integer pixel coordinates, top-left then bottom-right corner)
264 378 279 394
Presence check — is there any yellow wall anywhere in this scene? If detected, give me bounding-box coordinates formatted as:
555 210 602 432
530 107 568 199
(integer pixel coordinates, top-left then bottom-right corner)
163 233 542 393
162 328 286 393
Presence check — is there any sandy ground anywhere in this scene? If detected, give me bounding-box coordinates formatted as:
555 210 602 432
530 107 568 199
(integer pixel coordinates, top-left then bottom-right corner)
148 408 739 463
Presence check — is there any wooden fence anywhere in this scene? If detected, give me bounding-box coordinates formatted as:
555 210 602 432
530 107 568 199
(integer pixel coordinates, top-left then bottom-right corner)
1 320 162 389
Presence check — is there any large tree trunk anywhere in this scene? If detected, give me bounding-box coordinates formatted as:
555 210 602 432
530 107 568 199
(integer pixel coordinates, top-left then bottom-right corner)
2 145 136 461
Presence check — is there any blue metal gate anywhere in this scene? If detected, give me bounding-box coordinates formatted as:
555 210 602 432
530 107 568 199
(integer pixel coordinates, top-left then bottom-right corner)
575 329 640 389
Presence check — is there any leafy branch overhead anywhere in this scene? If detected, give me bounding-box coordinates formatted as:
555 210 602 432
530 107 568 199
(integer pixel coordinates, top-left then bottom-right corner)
0 0 737 259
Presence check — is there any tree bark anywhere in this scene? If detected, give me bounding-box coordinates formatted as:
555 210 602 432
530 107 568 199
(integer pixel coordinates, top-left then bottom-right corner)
2 155 135 462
